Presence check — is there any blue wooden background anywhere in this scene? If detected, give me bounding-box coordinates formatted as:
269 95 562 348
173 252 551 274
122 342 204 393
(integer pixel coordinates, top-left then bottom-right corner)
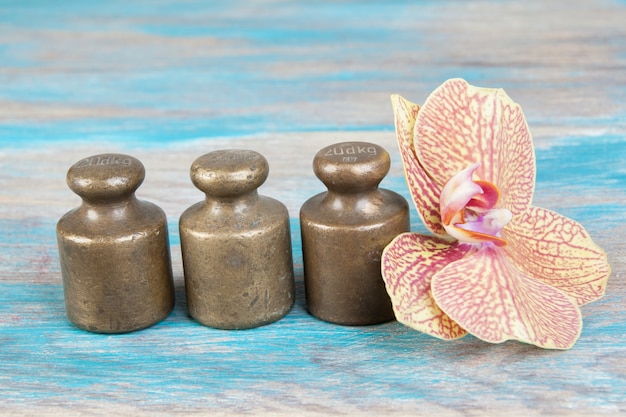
1 1 625 415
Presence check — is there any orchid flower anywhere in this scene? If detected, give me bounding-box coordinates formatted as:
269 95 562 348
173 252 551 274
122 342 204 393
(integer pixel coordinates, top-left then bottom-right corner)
382 78 610 349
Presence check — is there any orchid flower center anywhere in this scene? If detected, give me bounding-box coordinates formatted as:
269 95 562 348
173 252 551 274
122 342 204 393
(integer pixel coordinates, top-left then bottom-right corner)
439 163 512 247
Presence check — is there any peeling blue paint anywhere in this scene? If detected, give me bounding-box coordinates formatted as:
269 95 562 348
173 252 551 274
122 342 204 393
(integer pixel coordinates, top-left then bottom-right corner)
0 279 621 407
536 135 626 189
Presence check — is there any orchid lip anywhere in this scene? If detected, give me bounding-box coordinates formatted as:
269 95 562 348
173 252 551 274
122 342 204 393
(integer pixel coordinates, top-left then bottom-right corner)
440 164 512 246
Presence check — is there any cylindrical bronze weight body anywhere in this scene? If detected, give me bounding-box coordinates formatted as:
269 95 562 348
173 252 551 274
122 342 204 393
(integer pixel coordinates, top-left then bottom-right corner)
179 149 295 329
56 153 175 333
300 142 410 325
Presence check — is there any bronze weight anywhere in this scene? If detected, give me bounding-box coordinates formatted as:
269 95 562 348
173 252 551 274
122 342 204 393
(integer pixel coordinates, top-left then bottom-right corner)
300 142 410 325
179 149 295 329
56 153 175 333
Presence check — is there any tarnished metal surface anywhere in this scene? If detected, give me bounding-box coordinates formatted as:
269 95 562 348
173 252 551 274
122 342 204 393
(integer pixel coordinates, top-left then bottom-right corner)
179 150 295 329
300 142 410 325
56 153 175 333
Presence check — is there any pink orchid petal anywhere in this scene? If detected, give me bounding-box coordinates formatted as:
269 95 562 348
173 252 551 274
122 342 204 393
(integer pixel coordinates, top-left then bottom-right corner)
414 78 535 216
391 94 446 235
431 246 583 349
381 232 474 340
502 206 610 306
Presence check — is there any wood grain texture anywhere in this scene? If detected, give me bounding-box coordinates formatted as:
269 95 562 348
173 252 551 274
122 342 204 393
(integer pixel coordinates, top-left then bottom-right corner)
0 0 625 415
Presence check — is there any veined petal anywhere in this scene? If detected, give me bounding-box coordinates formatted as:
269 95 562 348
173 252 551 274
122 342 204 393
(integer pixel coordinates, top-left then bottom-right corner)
431 246 583 349
391 94 446 235
502 206 610 306
381 233 475 340
414 78 535 215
